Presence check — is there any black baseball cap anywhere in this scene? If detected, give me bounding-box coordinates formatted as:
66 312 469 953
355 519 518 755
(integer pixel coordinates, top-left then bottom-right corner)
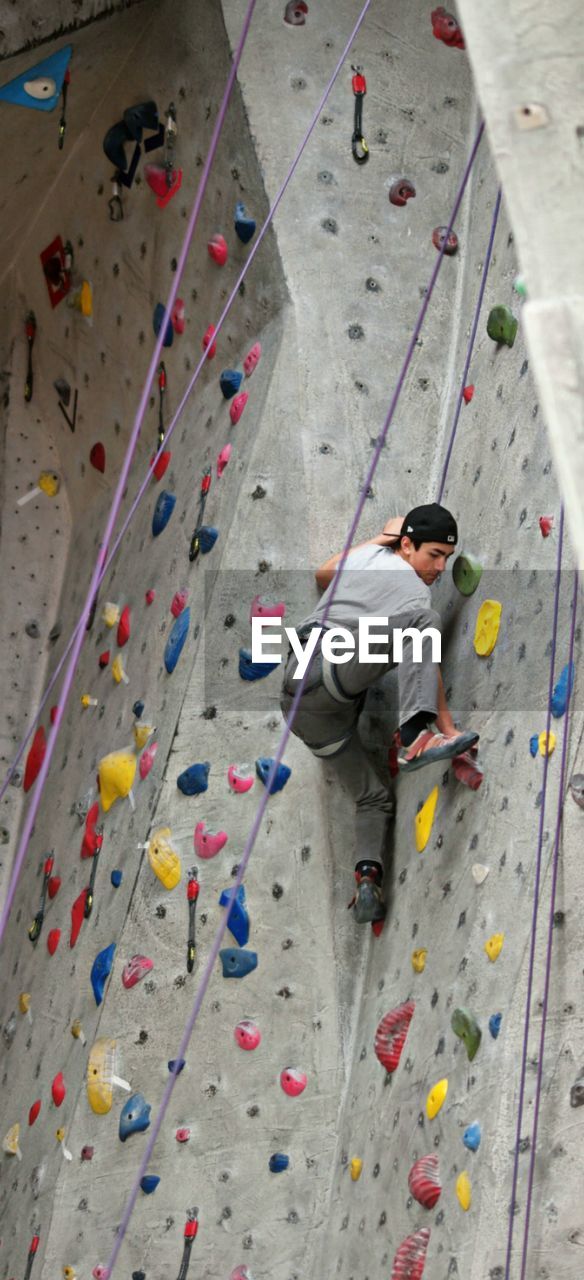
400 503 458 545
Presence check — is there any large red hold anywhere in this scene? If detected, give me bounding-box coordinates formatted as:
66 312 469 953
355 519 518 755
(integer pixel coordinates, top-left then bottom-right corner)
392 1229 431 1279
24 726 46 793
408 1153 442 1209
52 1072 66 1107
374 1000 415 1074
81 802 102 859
70 888 88 948
117 605 131 647
150 451 171 481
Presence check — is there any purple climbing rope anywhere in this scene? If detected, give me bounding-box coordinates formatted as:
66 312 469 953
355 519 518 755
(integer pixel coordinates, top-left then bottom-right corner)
437 187 502 503
102 118 485 1278
503 506 566 1280
0 0 258 948
519 563 579 1279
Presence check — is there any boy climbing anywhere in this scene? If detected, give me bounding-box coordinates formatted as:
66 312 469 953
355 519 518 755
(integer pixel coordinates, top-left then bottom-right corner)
279 503 479 924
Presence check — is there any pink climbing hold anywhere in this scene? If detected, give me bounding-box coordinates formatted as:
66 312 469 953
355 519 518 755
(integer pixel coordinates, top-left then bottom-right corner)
249 595 286 620
234 1019 262 1050
202 324 217 359
90 442 106 473
280 1068 307 1097
227 764 255 794
284 0 308 24
171 589 189 618
194 820 228 860
145 589 156 606
374 1001 415 1074
150 451 171 481
92 1267 110 1280
463 385 474 403
172 298 185 335
51 1071 66 1107
217 443 232 477
117 605 131 647
243 342 262 377
139 741 158 780
175 1127 191 1143
391 1228 431 1280
539 515 554 538
408 1153 442 1209
121 955 154 989
230 391 248 424
47 928 61 956
208 234 228 266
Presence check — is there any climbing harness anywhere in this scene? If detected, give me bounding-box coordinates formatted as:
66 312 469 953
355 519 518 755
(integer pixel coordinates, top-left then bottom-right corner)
351 65 369 164
188 467 212 561
58 67 70 149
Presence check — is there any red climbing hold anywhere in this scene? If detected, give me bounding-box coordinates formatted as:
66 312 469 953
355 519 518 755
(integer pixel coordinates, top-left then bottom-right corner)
99 650 110 669
171 589 188 618
117 605 131 647
23 726 46 793
47 875 61 899
408 1153 442 1209
284 0 309 24
463 385 474 403
90 442 106 473
81 802 102 859
389 178 416 207
391 1228 431 1280
208 234 228 266
50 705 58 724
51 1072 66 1107
452 748 483 791
432 226 458 255
47 928 61 956
172 299 185 335
150 451 171 481
202 325 217 359
28 1100 41 1127
70 888 88 948
145 589 156 605
539 515 554 538
144 163 183 207
230 391 248 425
374 1000 415 1074
431 6 465 49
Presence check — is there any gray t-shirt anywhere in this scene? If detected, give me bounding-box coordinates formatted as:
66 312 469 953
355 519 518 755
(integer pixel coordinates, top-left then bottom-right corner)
300 544 432 632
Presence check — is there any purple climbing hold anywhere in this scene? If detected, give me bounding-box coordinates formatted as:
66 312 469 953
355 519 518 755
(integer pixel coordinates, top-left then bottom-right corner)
255 757 291 793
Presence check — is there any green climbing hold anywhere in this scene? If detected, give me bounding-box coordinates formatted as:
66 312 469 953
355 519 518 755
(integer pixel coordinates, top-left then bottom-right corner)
513 275 527 299
452 552 482 597
487 305 518 348
451 1007 482 1061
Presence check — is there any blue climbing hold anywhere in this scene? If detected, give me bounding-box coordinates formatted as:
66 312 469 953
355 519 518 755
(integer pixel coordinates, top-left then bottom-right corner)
463 1122 481 1152
140 1175 160 1194
551 662 575 718
239 648 280 681
489 1012 502 1039
164 607 190 675
133 700 145 720
269 1153 290 1173
152 490 176 537
529 734 539 758
111 870 123 888
255 757 291 794
153 303 174 348
90 942 116 1006
219 884 250 946
119 1093 152 1142
177 762 210 796
234 201 256 244
220 368 244 399
0 46 72 113
199 526 219 555
168 1058 185 1075
219 947 258 979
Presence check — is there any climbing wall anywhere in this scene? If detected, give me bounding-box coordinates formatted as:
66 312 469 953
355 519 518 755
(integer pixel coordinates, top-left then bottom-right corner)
0 2 582 1279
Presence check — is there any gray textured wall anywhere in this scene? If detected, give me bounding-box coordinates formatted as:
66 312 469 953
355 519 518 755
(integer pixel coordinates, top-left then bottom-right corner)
0 2 582 1279
0 0 145 60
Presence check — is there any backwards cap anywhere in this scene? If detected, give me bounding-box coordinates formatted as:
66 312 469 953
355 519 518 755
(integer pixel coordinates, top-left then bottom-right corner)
400 503 458 545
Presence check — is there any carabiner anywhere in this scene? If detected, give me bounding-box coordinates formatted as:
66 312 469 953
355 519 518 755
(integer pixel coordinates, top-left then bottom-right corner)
351 67 369 165
108 177 124 222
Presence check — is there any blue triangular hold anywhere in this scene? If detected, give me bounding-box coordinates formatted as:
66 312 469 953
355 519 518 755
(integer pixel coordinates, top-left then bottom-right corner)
0 46 72 113
239 648 279 681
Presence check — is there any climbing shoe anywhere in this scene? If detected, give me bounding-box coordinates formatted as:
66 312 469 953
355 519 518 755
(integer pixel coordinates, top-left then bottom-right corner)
350 859 386 924
398 728 479 774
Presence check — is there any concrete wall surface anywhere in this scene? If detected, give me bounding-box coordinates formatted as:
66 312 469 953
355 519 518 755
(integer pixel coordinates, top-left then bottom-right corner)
0 2 582 1279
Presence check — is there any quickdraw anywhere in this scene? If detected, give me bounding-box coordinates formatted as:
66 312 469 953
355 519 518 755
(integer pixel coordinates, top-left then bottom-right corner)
189 467 212 562
176 1210 199 1280
186 867 199 973
58 68 70 150
351 65 369 165
157 362 167 447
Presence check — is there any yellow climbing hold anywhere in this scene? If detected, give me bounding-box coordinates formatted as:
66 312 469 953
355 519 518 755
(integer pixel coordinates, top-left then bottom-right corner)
133 722 154 751
474 600 502 656
415 786 438 853
38 470 60 497
63 1268 77 1280
102 602 120 628
148 826 181 890
18 992 31 1014
538 731 556 757
350 1158 363 1181
485 932 505 962
71 1019 86 1045
3 1123 22 1159
87 1038 116 1115
112 654 128 685
456 1170 472 1211
98 748 136 813
412 948 428 973
81 694 98 708
426 1077 448 1119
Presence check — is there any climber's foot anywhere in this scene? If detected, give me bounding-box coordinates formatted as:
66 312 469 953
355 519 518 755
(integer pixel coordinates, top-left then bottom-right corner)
398 728 479 774
351 859 386 924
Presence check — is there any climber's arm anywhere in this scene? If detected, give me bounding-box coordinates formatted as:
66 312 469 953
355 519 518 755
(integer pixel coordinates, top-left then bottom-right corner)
315 516 405 591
